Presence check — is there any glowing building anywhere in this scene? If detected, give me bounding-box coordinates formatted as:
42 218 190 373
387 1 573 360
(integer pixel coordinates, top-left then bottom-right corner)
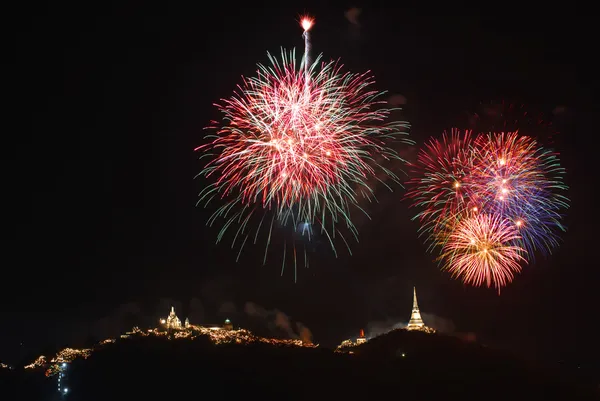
161 306 193 330
356 329 366 345
406 287 435 333
406 287 424 329
166 306 182 329
223 319 233 331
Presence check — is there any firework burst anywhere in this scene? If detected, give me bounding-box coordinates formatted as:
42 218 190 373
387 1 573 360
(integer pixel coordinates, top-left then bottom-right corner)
405 129 476 250
407 128 568 291
197 44 411 274
470 132 569 257
439 213 527 291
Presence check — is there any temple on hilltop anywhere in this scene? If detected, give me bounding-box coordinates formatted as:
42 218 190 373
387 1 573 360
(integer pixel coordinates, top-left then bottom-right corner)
356 329 366 345
406 287 435 333
162 307 191 330
335 328 368 353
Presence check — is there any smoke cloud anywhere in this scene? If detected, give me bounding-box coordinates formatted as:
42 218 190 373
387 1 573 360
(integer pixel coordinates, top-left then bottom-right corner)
366 319 406 338
244 302 313 343
157 298 182 318
188 297 204 323
344 8 362 26
218 301 237 316
365 313 456 338
421 313 455 334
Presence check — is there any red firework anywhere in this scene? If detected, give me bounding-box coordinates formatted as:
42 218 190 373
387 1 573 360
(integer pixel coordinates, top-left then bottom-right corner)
197 50 411 264
199 51 404 211
405 129 478 248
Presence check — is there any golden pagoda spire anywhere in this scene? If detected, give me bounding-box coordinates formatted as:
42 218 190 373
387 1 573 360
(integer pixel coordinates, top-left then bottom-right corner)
407 287 424 329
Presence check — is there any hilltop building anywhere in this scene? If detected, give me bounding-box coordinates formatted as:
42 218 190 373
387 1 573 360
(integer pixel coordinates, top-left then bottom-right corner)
166 307 182 329
160 307 189 330
160 307 235 333
406 287 435 333
356 329 366 345
335 328 368 353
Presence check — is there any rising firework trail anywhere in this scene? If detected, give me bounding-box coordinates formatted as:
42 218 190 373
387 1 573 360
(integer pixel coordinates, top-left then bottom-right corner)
196 17 412 278
300 15 314 81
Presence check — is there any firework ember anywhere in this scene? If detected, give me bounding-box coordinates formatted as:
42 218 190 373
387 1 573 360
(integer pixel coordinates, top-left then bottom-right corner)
196 17 411 273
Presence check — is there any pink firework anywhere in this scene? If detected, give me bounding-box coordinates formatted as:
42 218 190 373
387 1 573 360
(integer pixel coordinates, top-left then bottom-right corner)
439 213 527 292
405 129 478 249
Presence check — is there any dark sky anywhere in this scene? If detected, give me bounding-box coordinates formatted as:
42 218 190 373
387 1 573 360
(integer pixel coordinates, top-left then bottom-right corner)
4 5 598 368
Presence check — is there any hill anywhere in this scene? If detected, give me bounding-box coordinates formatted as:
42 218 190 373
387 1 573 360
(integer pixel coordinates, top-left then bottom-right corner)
3 327 599 401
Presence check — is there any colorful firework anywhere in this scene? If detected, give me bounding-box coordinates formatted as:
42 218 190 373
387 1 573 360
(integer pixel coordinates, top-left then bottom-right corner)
196 17 411 275
439 213 527 292
405 129 476 250
470 132 569 257
407 128 568 291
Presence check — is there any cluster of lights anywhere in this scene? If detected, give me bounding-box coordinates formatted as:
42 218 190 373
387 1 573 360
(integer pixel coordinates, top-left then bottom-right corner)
0 362 12 369
167 324 316 348
335 339 359 354
406 325 436 333
24 321 318 376
24 355 47 369
44 348 92 377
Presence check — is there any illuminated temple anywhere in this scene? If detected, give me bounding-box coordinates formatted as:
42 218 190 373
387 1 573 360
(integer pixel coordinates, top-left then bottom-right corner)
335 328 368 353
24 307 317 378
406 287 435 333
337 287 435 352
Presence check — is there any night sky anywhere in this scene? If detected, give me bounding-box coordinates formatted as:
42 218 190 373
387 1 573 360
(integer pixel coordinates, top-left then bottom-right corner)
5 5 597 369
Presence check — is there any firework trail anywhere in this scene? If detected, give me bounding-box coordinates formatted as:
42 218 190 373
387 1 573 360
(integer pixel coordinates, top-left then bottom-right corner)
196 17 411 277
439 213 527 292
300 16 314 80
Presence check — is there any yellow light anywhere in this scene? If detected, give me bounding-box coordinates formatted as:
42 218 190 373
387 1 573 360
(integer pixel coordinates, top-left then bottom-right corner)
454 182 460 188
